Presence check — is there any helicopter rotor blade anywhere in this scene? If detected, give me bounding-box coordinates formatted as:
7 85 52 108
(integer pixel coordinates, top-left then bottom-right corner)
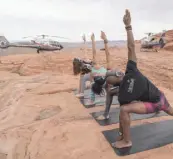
36 35 49 37
23 36 35 39
50 36 70 40
23 34 70 40
36 34 70 40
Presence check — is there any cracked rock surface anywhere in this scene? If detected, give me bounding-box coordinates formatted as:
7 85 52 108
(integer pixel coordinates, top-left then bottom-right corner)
0 48 173 159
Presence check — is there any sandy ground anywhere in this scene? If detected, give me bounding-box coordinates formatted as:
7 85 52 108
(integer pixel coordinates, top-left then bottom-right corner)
0 45 173 159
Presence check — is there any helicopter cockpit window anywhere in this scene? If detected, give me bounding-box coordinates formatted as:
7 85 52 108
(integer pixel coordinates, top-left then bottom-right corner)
42 40 49 45
49 41 59 46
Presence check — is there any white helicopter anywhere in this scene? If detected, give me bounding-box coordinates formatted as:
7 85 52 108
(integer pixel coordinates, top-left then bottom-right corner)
140 31 166 52
0 34 70 53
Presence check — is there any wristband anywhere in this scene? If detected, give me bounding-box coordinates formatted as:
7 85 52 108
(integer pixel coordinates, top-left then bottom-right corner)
125 25 132 30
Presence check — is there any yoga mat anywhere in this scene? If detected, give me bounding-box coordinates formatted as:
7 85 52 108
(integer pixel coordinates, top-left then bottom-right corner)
102 119 173 156
74 89 119 108
74 89 103 99
80 96 119 108
91 108 168 125
73 89 90 98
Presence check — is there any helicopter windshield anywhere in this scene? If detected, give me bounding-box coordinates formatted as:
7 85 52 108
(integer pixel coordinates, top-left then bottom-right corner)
49 40 60 46
36 39 49 45
34 37 60 46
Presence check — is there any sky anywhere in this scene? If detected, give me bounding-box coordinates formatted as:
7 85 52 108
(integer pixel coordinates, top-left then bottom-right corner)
0 0 173 42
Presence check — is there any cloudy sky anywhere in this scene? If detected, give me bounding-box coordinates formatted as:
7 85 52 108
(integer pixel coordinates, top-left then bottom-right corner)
0 0 173 42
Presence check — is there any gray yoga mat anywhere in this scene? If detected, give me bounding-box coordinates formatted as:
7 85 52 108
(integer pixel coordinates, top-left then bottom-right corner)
74 89 119 108
91 108 168 125
102 119 173 156
80 96 119 108
73 89 104 99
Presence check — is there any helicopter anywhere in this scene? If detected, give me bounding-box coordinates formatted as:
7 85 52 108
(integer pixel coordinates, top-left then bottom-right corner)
140 31 166 52
0 34 69 53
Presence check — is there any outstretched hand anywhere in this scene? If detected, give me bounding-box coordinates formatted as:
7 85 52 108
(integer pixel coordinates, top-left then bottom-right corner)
123 9 131 26
91 33 95 41
100 31 107 40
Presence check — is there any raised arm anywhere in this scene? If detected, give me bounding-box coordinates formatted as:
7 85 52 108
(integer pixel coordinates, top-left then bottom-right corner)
91 33 97 63
82 33 88 60
100 31 111 69
123 9 137 63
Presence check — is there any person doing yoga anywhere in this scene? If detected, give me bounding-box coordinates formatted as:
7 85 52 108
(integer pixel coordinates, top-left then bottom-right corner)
75 32 113 105
93 9 173 149
92 69 124 120
91 33 124 119
76 33 107 102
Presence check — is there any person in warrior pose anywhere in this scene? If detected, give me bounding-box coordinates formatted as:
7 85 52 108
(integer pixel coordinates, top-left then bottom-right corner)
114 9 173 149
93 9 173 149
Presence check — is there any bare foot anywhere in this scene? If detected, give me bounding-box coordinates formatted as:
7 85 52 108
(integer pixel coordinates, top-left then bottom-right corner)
76 93 84 98
112 139 132 149
85 100 95 106
97 114 109 120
